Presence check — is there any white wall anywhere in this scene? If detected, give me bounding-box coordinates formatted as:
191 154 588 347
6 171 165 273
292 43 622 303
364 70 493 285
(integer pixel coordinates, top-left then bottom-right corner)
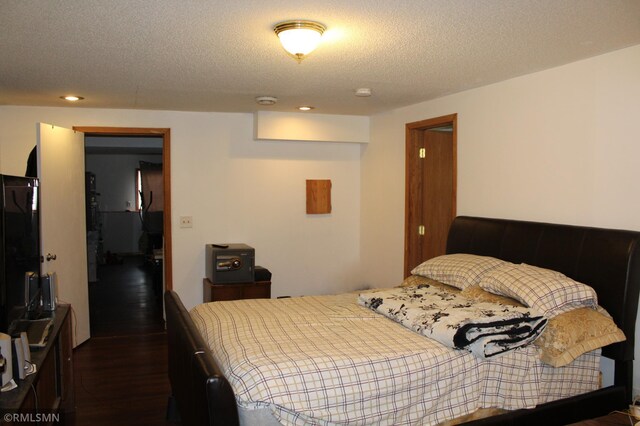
361 44 640 393
0 107 362 309
97 212 142 254
255 111 370 143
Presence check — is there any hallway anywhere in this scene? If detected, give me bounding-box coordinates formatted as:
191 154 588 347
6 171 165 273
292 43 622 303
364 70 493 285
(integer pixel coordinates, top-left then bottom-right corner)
69 256 174 425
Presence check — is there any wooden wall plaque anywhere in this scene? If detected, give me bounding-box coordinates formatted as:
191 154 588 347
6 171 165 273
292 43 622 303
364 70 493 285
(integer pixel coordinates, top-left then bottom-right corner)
306 179 332 214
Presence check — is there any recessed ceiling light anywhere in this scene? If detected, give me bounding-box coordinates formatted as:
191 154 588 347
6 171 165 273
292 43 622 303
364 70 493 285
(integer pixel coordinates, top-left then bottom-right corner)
256 96 278 105
298 106 314 111
60 95 84 101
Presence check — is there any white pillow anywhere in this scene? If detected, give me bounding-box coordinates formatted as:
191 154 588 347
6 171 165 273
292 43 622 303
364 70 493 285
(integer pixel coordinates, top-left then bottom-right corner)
411 254 506 290
479 263 598 317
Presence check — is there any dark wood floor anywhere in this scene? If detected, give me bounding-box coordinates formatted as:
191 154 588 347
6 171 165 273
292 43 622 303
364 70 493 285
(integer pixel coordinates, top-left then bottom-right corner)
88 255 164 337
68 255 176 425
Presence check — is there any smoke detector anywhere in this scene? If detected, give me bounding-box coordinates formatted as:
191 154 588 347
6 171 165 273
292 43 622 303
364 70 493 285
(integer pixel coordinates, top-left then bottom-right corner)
255 96 278 105
355 88 372 97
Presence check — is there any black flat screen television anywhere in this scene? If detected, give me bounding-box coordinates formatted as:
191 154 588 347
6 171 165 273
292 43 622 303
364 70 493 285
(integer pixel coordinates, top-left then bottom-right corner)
0 174 41 333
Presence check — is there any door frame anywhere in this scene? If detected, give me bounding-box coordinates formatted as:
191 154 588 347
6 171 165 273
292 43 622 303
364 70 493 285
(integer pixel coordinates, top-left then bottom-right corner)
73 126 173 291
404 114 457 277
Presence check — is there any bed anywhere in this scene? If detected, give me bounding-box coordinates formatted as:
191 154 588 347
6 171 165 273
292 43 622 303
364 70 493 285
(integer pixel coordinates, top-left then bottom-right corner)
165 216 640 425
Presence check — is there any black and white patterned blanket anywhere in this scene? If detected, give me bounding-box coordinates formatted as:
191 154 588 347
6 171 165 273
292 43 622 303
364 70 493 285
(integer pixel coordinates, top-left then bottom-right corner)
358 284 547 358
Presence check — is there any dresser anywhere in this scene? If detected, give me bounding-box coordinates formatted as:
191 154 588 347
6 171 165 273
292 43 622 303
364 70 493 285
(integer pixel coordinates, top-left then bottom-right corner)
0 305 73 424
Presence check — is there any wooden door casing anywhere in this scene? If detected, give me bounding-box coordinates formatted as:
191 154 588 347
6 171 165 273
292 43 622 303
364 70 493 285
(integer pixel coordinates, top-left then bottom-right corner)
74 126 172 291
404 114 457 277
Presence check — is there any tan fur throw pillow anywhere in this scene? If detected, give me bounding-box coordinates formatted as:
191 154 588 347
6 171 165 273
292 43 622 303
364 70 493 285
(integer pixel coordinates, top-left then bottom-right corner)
399 275 460 293
534 307 625 367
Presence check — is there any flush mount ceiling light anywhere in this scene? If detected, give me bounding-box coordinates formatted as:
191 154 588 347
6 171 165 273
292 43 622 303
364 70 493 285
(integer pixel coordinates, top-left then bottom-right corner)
255 96 278 105
274 20 326 63
298 106 314 111
60 95 84 101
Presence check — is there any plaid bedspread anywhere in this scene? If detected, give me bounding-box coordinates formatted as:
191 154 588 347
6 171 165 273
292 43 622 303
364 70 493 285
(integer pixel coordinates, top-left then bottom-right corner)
190 292 600 426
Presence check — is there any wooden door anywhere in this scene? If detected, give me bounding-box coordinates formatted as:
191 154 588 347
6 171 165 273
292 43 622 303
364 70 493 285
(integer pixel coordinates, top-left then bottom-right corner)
37 123 90 346
404 115 457 277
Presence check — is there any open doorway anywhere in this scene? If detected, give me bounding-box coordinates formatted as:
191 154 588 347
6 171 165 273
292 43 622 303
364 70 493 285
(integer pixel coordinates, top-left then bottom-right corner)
77 127 171 337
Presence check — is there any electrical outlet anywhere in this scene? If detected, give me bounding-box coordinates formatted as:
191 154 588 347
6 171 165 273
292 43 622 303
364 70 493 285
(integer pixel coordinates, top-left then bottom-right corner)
179 216 193 228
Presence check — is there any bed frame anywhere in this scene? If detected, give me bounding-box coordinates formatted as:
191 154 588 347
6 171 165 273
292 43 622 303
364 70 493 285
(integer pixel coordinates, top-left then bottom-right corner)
165 216 640 426
165 290 239 425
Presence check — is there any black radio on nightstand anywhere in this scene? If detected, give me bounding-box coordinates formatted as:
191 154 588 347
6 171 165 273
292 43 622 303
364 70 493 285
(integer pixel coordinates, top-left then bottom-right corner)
205 244 255 284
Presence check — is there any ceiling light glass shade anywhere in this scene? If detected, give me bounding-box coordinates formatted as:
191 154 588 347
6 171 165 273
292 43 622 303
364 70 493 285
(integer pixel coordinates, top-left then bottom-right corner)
274 20 326 62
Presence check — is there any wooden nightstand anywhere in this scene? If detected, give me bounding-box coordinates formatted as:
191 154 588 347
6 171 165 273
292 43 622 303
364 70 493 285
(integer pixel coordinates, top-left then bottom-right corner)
203 278 271 302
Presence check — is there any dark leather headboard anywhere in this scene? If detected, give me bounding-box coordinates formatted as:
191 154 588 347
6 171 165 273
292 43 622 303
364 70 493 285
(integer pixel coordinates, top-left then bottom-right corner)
446 216 640 363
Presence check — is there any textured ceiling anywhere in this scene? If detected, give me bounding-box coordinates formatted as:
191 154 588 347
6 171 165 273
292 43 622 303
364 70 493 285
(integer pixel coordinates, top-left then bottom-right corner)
1 0 640 116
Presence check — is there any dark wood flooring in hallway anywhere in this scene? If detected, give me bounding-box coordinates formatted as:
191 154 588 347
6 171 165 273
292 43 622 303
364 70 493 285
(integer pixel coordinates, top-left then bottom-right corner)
88 255 164 337
68 256 176 425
